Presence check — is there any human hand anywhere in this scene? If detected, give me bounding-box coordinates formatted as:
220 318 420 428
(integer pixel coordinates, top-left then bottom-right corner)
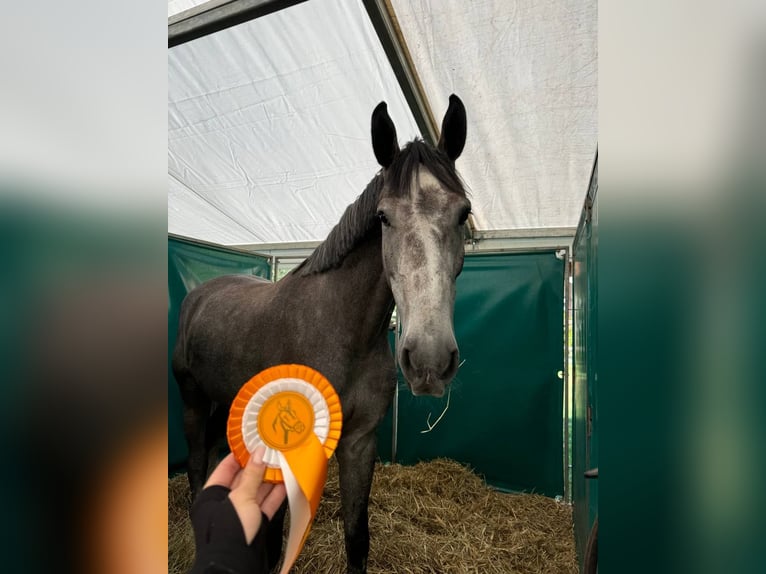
189 447 287 574
201 446 286 543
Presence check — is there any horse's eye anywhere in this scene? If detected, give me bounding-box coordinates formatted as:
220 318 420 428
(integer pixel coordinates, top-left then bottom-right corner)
377 211 390 227
458 207 471 225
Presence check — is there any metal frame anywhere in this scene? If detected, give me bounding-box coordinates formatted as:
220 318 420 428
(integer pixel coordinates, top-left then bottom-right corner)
466 228 576 254
570 151 597 504
572 152 598 262
234 241 321 261
169 0 310 47
234 229 576 259
169 0 236 25
563 247 573 502
168 232 272 260
472 227 576 240
391 309 400 462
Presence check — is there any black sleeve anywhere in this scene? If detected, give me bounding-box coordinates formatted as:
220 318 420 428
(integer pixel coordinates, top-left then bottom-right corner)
188 485 272 574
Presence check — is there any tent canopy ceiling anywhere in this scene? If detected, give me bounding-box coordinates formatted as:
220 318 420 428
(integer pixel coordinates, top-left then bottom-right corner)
168 0 597 247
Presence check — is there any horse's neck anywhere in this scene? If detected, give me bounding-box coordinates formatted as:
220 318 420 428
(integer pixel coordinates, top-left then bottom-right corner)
321 231 394 344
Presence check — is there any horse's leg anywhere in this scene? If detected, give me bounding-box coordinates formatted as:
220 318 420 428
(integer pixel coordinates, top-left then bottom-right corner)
178 378 211 499
205 403 228 474
336 430 377 574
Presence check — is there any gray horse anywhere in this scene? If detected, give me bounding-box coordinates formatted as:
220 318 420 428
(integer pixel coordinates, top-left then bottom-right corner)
173 94 469 573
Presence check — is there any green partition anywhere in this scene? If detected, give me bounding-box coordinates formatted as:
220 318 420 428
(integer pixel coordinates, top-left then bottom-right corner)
168 239 566 498
381 252 566 496
572 187 598 568
168 236 271 469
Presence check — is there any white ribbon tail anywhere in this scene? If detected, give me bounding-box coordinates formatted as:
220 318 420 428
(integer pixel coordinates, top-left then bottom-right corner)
277 451 311 574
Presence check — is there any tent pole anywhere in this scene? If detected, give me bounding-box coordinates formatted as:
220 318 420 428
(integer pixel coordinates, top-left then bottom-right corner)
362 0 439 146
169 0 310 47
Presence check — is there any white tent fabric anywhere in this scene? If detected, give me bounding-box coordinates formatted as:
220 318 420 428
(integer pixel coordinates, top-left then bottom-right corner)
391 0 598 231
168 0 597 245
169 0 419 244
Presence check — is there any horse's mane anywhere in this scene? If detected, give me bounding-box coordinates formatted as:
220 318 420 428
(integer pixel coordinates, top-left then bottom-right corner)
295 175 384 276
295 140 466 276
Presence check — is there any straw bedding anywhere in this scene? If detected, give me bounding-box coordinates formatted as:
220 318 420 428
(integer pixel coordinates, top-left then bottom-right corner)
169 458 576 573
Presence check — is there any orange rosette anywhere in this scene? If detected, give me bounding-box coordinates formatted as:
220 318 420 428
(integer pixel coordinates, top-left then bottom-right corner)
227 364 343 483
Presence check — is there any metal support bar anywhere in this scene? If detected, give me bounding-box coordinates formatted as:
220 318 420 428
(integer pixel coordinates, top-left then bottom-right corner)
169 0 309 48
168 232 272 260
573 154 597 251
362 0 439 145
473 227 577 240
169 0 232 25
391 309 400 463
270 254 277 282
584 150 598 224
563 249 573 503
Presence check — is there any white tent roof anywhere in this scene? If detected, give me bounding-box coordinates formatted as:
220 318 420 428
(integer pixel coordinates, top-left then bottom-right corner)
168 0 597 246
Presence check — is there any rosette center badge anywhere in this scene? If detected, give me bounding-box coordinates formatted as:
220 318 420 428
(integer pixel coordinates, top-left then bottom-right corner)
259 391 314 449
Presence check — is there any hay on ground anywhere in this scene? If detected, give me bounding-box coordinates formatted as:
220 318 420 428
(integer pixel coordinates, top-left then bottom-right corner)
169 458 576 574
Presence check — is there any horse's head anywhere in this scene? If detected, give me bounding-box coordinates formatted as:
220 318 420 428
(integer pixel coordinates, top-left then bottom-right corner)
371 95 470 397
276 400 305 432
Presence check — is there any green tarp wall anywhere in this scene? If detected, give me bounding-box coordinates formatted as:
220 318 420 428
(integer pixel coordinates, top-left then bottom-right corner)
168 236 271 469
572 185 599 569
377 252 566 496
168 240 566 497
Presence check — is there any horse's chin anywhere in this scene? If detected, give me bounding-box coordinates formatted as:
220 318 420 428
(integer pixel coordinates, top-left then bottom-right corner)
404 371 449 397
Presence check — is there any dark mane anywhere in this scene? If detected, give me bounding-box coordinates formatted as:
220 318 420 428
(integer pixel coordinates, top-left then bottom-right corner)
295 175 383 276
296 139 466 276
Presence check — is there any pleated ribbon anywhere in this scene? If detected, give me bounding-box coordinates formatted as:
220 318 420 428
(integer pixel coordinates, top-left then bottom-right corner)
227 364 342 573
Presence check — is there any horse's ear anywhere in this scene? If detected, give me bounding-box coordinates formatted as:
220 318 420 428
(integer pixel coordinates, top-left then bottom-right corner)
438 94 467 161
371 101 399 168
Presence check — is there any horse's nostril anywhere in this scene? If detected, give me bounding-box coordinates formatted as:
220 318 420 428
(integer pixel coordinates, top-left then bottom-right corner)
442 349 459 378
400 347 412 372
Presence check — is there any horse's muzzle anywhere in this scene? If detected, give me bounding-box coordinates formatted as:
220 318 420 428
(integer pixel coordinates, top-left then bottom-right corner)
399 340 459 397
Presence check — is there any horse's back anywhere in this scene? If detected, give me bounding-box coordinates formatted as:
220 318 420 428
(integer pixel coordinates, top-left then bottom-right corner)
173 274 276 401
176 274 272 336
